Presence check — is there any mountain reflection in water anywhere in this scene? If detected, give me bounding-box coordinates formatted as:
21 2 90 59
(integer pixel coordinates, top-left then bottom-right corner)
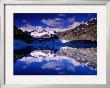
14 40 97 75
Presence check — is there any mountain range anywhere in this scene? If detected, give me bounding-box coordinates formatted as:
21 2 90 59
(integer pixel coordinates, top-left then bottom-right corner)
14 18 97 43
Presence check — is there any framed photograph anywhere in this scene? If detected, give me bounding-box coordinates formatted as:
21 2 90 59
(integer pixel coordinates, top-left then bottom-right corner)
1 0 110 88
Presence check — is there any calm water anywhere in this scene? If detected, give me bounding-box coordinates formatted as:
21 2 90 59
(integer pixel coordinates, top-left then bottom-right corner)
14 39 97 75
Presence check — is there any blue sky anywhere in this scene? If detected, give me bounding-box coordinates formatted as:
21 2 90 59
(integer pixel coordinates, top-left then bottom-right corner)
14 13 97 29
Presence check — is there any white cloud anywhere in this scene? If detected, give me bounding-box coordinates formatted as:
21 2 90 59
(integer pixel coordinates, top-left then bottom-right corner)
80 21 85 24
67 65 75 72
69 22 80 29
20 17 82 32
20 25 35 32
42 61 64 70
21 19 30 25
45 27 67 32
20 24 44 32
41 18 64 27
22 20 27 23
58 14 66 17
54 18 62 21
67 17 75 23
69 21 85 29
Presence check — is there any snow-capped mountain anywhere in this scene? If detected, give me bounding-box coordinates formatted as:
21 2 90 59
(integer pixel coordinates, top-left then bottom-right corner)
30 29 55 38
20 25 56 38
15 18 97 42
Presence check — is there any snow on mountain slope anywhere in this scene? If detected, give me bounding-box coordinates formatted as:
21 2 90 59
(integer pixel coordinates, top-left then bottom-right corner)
19 25 70 38
30 31 49 38
19 25 57 38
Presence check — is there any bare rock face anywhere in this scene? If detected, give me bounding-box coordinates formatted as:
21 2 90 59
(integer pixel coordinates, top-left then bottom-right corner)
56 18 97 42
